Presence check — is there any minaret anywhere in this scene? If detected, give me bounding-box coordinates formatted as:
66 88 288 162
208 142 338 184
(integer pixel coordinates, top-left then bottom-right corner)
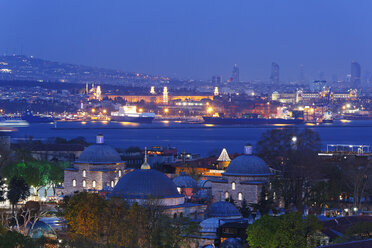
141 147 151 170
150 86 155 94
163 87 168 104
214 87 219 96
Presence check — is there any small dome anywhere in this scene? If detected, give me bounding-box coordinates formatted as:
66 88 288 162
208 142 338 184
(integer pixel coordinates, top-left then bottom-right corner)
208 201 242 218
113 169 183 199
26 220 57 239
76 144 122 164
224 155 271 176
173 172 197 188
200 217 223 233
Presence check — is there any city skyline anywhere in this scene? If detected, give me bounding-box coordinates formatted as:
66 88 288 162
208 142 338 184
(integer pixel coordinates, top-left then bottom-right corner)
1 0 372 81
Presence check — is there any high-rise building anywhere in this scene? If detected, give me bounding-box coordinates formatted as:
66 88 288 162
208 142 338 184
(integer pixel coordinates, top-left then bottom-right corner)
270 62 279 84
351 62 361 88
231 64 239 82
163 87 168 104
212 75 222 84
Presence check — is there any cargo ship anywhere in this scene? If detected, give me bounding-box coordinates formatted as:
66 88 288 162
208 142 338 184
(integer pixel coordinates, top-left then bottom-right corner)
111 106 155 123
21 111 54 123
203 114 303 125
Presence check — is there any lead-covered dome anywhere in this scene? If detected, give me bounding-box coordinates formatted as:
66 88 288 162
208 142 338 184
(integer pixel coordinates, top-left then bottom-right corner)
224 154 271 176
75 134 122 164
173 172 197 188
208 201 242 218
113 169 183 199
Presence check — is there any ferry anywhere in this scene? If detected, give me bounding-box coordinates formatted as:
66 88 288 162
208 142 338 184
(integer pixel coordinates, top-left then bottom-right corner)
111 106 155 123
0 117 29 127
203 115 303 125
21 110 54 123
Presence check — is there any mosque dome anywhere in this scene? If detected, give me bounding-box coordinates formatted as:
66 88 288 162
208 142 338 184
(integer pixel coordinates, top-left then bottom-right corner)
224 144 271 176
173 172 197 189
76 134 122 164
208 201 242 218
112 169 183 200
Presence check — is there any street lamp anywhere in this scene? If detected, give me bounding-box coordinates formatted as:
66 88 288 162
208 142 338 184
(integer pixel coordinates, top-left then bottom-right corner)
292 136 297 143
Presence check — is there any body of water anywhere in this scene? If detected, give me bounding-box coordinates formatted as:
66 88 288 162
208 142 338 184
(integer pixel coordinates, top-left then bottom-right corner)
8 120 372 156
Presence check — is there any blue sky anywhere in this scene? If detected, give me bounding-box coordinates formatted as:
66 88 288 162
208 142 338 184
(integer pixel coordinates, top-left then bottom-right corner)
1 0 371 81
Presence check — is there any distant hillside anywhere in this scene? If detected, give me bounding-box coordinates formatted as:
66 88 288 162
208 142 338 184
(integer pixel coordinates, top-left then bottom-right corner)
0 55 169 85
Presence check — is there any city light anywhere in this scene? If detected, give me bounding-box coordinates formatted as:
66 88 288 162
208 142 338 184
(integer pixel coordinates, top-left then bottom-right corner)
292 136 297 143
91 108 96 113
164 108 169 113
207 107 213 113
102 109 107 114
139 108 143 113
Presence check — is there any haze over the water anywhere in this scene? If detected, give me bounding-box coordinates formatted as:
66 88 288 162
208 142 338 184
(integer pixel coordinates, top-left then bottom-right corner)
1 0 372 81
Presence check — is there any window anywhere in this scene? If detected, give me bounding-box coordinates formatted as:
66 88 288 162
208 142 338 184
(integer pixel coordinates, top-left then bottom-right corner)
82 169 86 178
177 187 181 193
238 192 243 201
72 179 76 187
82 180 86 188
225 191 229 200
232 182 236 190
111 180 115 188
118 170 122 177
92 180 96 188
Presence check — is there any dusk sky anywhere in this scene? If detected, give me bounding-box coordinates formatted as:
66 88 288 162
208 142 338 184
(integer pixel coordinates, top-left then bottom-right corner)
1 0 372 81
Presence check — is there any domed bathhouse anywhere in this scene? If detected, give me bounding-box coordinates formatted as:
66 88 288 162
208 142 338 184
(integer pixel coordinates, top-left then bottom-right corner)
173 172 197 199
210 144 272 207
61 134 126 195
112 150 206 218
198 201 243 247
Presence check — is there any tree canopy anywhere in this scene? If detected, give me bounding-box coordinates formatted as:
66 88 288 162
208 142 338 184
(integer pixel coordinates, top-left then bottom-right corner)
246 212 322 248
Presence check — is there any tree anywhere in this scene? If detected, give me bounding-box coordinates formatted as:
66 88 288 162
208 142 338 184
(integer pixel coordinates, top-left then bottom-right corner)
256 128 322 209
246 213 322 248
250 185 274 214
0 177 5 202
7 177 30 215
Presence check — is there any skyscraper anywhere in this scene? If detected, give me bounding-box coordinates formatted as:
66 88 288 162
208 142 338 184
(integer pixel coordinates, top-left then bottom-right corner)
351 62 361 88
270 62 279 84
212 75 222 84
231 64 239 82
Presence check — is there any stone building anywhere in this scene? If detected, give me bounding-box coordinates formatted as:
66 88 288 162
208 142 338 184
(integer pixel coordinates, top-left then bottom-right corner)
62 134 125 195
173 172 197 199
210 144 272 207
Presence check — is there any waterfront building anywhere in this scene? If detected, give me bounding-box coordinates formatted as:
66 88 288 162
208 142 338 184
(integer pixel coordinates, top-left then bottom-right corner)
210 144 272 207
61 134 126 195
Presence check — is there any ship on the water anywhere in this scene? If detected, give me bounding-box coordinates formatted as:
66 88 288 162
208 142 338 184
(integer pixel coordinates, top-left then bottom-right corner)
111 106 155 123
0 117 29 127
203 113 303 125
21 110 54 123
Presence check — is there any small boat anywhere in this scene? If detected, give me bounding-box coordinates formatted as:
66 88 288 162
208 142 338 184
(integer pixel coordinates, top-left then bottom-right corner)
0 117 29 127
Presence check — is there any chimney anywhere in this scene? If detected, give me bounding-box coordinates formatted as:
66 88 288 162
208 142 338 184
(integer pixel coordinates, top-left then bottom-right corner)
244 143 253 155
96 134 104 144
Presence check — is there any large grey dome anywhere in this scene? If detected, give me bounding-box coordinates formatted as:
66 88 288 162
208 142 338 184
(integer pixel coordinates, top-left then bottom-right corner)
113 169 183 199
76 144 122 164
224 155 271 176
208 201 242 218
173 172 197 188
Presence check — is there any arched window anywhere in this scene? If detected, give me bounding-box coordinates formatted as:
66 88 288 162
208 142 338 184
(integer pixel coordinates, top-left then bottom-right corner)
111 180 115 188
118 170 122 177
92 180 96 188
177 187 181 193
82 180 86 188
238 192 243 201
72 179 76 187
225 191 229 200
232 182 236 190
82 169 86 178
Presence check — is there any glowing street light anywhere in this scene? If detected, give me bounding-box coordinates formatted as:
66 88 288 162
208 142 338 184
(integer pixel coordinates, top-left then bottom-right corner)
292 136 297 143
91 108 96 113
207 107 213 113
164 108 169 114
102 109 107 114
